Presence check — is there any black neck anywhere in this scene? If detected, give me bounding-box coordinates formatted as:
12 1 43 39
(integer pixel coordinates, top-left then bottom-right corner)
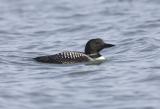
87 53 101 58
85 46 98 54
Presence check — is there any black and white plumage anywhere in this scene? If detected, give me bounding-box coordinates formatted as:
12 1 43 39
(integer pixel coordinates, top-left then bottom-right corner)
34 51 92 64
34 38 115 64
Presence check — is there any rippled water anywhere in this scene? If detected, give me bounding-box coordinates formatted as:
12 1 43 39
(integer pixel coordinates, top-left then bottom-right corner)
0 0 160 109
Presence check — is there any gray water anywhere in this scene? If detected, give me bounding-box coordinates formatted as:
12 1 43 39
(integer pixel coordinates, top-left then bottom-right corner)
0 0 160 109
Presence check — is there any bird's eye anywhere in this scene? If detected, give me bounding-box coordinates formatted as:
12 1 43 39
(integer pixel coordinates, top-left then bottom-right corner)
95 41 100 45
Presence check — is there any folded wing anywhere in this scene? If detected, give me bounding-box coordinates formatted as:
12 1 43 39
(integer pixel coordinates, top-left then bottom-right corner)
34 51 91 64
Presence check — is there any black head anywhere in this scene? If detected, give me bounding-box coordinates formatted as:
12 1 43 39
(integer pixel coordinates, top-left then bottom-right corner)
85 38 115 55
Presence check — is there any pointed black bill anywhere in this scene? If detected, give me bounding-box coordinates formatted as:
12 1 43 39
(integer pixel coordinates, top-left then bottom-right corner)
103 43 115 48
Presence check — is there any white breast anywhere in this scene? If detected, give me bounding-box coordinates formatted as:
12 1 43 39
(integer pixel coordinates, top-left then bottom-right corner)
87 56 106 65
95 56 106 61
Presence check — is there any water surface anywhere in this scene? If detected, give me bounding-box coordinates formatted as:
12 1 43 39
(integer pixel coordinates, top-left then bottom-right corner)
0 0 160 109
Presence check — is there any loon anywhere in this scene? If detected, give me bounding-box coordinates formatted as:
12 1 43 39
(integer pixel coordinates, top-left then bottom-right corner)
34 38 115 64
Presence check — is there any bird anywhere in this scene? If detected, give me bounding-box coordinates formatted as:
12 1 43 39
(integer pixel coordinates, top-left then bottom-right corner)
33 38 115 64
